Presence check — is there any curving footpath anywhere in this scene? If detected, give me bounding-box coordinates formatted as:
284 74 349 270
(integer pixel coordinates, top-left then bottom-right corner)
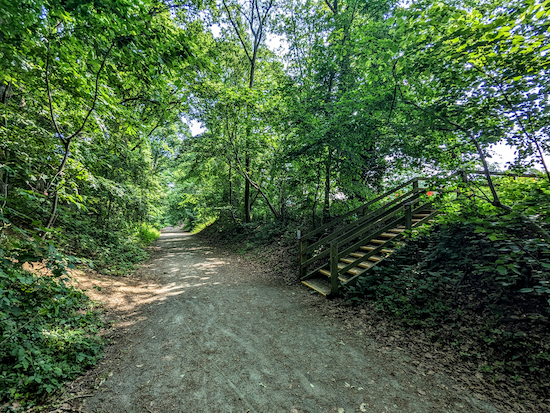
83 228 499 413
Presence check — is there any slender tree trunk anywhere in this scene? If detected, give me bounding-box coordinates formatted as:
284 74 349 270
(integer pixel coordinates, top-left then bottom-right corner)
45 193 59 230
323 148 331 221
222 0 274 223
244 153 251 223
1 90 9 212
472 134 550 242
229 160 233 206
0 168 7 212
532 139 550 182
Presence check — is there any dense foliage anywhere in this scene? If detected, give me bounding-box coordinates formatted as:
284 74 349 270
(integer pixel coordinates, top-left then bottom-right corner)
0 0 202 407
166 0 550 228
0 232 103 407
345 176 550 389
1 0 550 407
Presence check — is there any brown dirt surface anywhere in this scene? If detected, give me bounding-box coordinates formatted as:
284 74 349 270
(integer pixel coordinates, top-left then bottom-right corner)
51 228 505 413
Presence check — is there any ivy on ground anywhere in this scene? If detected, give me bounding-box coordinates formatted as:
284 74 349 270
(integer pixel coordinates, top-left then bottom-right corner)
0 235 104 409
344 178 550 395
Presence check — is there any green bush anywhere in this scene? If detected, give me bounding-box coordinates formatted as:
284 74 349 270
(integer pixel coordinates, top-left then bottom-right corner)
0 239 104 408
135 222 161 246
56 221 154 275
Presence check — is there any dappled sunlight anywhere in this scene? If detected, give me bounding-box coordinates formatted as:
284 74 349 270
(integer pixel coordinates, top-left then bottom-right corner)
68 270 218 330
68 230 230 332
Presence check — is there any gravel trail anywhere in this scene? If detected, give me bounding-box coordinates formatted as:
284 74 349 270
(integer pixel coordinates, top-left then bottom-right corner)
82 228 499 413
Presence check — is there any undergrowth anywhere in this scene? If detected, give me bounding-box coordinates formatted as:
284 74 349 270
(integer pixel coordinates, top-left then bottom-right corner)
195 212 302 253
0 231 104 410
344 217 550 395
0 213 160 409
55 220 160 275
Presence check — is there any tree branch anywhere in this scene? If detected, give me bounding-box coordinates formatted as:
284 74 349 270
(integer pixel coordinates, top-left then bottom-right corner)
222 0 253 62
324 0 336 14
67 40 116 141
45 41 64 140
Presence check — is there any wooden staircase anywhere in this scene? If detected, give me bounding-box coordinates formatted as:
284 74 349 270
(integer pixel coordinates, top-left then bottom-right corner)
299 178 438 297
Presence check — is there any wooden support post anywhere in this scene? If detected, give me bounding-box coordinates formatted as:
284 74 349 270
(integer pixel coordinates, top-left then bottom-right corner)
329 242 339 297
413 179 419 192
405 202 413 231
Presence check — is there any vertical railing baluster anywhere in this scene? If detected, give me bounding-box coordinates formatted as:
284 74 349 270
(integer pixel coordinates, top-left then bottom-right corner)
405 202 413 231
299 231 308 279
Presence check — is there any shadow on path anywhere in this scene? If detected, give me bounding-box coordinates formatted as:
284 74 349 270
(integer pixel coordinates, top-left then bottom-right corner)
82 228 499 413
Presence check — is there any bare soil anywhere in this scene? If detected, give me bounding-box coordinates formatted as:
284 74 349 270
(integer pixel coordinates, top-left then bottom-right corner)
55 228 503 413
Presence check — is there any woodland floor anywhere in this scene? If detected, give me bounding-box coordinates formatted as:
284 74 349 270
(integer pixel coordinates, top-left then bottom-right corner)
47 228 540 412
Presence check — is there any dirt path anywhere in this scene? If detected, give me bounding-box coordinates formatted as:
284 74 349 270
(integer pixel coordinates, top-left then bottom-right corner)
75 228 500 413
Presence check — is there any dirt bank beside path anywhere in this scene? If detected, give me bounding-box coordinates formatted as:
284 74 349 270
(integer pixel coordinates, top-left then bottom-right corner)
69 228 499 413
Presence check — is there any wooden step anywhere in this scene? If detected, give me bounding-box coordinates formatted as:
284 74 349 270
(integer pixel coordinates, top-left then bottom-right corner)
359 246 394 254
379 232 398 238
413 213 431 217
301 279 330 296
340 258 377 268
370 239 389 244
346 253 382 262
388 228 405 233
337 262 363 275
319 269 352 282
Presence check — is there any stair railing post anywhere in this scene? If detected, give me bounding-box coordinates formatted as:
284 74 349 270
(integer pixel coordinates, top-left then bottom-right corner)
329 242 339 297
413 179 419 192
404 202 413 232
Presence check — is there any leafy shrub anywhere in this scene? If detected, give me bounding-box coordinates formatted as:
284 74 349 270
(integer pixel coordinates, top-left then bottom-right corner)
135 222 161 246
0 237 103 408
56 220 154 275
344 215 550 386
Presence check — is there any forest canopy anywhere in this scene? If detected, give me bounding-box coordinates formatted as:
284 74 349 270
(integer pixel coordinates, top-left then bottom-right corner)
1 0 548 234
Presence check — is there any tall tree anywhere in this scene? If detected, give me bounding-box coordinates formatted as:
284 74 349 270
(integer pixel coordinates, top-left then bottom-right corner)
220 0 276 222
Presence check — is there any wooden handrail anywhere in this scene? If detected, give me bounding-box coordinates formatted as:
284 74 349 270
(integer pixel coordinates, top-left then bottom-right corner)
301 177 428 241
465 170 540 178
303 188 423 254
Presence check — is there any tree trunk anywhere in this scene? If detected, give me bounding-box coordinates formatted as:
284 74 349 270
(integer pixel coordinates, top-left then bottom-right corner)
228 160 233 206
323 148 331 221
244 153 251 223
472 135 550 242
